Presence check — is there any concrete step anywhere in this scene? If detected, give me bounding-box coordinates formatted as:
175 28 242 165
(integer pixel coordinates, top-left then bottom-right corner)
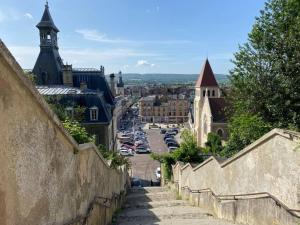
123 199 189 209
128 187 168 194
116 205 213 224
125 192 175 203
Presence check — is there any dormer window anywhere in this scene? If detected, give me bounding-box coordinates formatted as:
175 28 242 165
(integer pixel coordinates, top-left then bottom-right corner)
212 90 215 96
203 90 206 97
90 106 98 121
65 107 74 118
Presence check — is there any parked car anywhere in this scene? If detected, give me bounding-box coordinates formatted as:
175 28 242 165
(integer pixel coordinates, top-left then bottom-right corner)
121 144 135 150
165 138 176 143
119 149 134 156
160 129 167 134
166 131 177 136
123 141 134 146
136 146 150 154
155 167 161 180
163 135 174 140
168 146 178 152
167 142 180 148
131 177 142 187
170 128 179 134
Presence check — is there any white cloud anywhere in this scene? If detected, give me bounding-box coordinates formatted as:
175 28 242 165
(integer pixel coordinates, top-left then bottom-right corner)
136 60 155 67
24 13 33 19
75 29 131 44
76 28 191 45
123 65 130 69
7 45 158 70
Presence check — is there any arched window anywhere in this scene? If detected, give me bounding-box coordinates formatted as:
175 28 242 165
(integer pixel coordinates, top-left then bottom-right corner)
207 90 210 97
212 90 215 96
90 106 98 121
203 90 206 97
217 129 223 138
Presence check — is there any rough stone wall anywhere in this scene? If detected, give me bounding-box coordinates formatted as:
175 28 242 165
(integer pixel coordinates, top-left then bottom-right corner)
172 129 300 224
0 41 128 225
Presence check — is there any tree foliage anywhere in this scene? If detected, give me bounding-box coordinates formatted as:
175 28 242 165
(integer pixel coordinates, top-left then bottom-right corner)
151 130 204 180
223 113 272 157
226 0 300 154
204 132 223 156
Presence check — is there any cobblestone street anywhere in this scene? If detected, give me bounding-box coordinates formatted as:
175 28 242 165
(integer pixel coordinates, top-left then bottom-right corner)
129 128 168 186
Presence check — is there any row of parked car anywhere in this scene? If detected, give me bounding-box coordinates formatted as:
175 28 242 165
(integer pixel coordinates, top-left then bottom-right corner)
161 128 180 152
118 129 151 156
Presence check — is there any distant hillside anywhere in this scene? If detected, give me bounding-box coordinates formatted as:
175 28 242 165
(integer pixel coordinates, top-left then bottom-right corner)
106 73 229 85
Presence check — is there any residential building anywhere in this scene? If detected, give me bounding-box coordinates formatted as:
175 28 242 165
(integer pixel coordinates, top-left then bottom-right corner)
191 59 228 147
33 3 116 150
139 95 189 124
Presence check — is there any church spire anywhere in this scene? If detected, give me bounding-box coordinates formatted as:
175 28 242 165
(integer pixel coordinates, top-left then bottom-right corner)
36 2 59 32
195 59 219 88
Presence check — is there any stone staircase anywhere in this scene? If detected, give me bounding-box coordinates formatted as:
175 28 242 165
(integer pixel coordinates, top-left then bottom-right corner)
113 187 238 225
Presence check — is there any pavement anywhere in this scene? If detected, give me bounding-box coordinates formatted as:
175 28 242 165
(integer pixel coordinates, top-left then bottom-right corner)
129 128 168 186
114 187 238 225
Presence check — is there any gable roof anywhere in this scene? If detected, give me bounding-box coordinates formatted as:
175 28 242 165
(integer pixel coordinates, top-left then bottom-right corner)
36 3 59 32
208 98 227 123
195 59 219 87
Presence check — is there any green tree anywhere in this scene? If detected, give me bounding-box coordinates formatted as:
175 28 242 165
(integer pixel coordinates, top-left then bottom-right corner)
228 0 300 130
63 119 95 144
223 113 272 157
204 132 223 156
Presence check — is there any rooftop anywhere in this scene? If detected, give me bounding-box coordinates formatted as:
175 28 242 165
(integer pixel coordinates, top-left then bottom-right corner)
195 59 219 87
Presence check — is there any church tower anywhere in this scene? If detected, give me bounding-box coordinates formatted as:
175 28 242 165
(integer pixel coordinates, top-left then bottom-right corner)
193 59 220 144
33 2 63 85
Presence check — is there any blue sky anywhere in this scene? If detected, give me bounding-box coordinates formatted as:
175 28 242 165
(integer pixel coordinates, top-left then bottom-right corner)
1 0 265 74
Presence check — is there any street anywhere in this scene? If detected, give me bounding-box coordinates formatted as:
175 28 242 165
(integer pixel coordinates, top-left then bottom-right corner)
129 128 168 187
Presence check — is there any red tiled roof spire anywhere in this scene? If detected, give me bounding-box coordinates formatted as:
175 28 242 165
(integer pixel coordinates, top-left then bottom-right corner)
195 59 219 87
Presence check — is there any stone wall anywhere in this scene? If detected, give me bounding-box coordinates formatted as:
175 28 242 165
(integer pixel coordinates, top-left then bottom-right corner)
0 40 129 225
172 129 300 225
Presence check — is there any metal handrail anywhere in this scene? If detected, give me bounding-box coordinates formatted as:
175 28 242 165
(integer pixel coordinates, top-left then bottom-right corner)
180 186 300 218
62 184 128 225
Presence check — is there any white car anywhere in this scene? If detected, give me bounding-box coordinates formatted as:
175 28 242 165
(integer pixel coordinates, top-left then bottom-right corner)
155 167 161 180
119 149 133 156
136 146 150 154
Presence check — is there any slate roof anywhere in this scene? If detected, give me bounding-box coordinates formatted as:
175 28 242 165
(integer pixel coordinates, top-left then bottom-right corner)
208 98 227 123
36 86 112 123
36 3 59 32
195 59 219 87
72 69 115 106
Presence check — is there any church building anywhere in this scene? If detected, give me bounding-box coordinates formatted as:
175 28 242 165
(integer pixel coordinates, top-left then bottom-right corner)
192 59 228 147
33 3 116 150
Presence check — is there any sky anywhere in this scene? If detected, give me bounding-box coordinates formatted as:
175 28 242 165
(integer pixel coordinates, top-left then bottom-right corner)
0 0 265 74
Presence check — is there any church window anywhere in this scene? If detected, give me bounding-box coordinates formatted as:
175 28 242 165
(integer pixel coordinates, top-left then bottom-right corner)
207 90 210 97
90 106 98 121
217 129 224 138
212 90 215 96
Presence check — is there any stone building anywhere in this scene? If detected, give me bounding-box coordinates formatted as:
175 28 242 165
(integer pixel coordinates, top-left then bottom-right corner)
33 3 116 150
192 59 228 147
139 95 189 124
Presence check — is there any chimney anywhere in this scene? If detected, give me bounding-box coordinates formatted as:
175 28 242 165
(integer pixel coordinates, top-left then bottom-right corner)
80 81 87 90
62 64 73 86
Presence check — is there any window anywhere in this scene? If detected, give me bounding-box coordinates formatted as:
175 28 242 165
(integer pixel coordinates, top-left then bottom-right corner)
207 90 210 97
212 90 215 96
203 90 206 97
217 129 224 138
90 106 98 121
65 107 74 118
